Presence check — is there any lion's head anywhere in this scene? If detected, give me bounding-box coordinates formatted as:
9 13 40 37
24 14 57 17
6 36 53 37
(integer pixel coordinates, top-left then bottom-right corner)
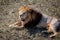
19 6 42 27
19 6 32 24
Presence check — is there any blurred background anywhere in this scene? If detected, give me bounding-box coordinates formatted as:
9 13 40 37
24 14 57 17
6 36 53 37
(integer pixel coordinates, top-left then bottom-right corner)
0 0 60 40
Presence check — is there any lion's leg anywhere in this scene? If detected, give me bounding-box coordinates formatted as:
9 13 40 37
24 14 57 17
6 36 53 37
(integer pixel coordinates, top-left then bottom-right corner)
47 24 57 37
9 22 19 27
9 21 24 28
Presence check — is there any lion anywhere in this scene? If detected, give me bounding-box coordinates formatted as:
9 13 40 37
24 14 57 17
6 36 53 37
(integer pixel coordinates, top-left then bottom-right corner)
9 6 60 38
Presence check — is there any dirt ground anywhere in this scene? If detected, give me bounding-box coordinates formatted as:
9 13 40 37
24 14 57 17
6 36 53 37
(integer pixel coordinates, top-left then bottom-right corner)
0 0 60 40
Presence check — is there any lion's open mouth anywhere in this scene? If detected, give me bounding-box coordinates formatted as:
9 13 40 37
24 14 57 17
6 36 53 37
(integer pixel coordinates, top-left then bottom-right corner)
21 19 25 21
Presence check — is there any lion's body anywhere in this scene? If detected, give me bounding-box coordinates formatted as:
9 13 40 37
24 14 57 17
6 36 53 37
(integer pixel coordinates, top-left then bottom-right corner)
9 6 60 37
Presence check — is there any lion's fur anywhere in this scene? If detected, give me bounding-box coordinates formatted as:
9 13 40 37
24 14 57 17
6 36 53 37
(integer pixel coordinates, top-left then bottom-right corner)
19 6 31 12
24 9 42 27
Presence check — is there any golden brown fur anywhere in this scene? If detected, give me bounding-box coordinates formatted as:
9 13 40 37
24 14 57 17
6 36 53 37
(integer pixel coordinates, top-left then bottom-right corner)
9 6 60 37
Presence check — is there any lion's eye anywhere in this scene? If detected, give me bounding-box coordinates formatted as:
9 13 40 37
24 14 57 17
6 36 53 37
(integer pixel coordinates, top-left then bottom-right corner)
23 13 26 15
20 14 23 17
20 12 27 17
23 12 27 16
20 13 25 17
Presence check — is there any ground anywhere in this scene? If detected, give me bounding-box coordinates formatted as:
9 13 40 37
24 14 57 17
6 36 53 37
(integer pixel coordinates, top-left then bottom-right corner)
0 0 60 40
